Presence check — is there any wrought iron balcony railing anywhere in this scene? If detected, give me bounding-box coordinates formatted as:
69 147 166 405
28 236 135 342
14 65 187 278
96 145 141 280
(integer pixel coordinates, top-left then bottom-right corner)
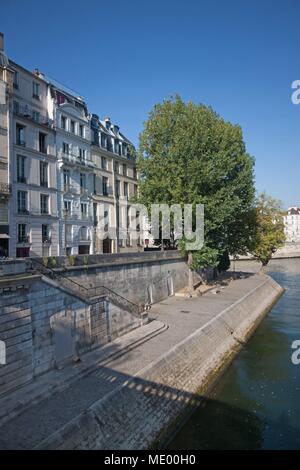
0 183 11 194
14 104 54 128
17 236 29 243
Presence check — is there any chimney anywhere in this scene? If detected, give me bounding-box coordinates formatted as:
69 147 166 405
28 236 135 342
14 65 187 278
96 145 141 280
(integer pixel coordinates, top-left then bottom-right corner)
0 32 4 52
104 116 111 130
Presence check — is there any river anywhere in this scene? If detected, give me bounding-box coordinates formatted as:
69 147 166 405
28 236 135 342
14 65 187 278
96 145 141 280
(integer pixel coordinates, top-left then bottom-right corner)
167 259 300 450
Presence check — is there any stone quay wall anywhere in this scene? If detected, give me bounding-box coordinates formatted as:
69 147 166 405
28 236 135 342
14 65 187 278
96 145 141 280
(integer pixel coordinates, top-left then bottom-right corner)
32 251 189 306
35 274 284 450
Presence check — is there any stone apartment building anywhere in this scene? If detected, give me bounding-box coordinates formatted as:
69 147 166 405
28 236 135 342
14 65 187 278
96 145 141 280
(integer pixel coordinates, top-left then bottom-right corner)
0 33 13 257
90 114 140 253
46 80 95 255
284 207 300 242
0 32 140 258
9 63 59 258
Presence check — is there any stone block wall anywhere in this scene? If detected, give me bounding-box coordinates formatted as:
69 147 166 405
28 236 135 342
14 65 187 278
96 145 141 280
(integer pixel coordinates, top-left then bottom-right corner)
0 286 33 395
34 275 284 450
64 254 188 306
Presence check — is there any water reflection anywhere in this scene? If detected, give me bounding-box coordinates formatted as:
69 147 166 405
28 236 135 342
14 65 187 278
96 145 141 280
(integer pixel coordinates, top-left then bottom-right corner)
167 259 300 450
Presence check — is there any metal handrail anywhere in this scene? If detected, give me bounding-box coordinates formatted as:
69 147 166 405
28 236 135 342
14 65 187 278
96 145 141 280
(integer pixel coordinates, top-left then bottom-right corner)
30 257 143 317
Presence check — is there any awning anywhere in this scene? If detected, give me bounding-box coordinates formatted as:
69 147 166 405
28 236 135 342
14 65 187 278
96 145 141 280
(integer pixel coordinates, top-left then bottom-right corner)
0 234 10 239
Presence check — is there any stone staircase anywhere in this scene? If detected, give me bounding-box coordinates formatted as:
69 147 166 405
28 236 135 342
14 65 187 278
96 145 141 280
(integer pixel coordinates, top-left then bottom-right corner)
28 258 145 320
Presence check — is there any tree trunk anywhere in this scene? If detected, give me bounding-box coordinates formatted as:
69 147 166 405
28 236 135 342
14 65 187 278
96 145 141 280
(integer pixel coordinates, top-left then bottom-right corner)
188 252 194 296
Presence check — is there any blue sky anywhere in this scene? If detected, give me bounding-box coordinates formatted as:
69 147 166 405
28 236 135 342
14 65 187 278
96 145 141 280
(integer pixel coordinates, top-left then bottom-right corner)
1 0 299 207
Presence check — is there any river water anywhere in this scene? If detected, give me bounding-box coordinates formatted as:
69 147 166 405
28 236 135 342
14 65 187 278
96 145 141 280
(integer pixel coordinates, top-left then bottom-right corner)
167 259 300 450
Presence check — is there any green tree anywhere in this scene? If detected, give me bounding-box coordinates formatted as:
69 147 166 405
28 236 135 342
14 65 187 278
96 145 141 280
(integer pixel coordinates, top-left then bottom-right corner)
137 96 256 272
250 193 286 271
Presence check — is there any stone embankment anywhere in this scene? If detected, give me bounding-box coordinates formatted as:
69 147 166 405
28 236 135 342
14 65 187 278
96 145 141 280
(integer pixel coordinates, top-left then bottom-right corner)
0 271 283 450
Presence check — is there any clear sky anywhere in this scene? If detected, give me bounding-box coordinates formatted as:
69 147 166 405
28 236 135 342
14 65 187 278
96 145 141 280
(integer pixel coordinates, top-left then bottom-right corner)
1 0 299 207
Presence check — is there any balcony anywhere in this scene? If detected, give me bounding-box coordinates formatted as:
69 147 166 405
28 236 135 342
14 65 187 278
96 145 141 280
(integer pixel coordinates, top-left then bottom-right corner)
63 210 79 220
16 139 26 147
32 93 40 101
63 184 78 194
40 181 48 188
0 183 11 195
14 104 54 128
80 213 93 222
18 208 29 215
42 237 51 244
58 151 95 169
17 236 29 244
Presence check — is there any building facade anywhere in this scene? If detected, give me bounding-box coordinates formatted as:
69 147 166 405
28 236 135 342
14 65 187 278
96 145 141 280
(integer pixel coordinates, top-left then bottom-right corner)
0 33 13 257
0 32 141 258
9 63 59 257
47 82 95 255
90 114 140 254
284 207 300 242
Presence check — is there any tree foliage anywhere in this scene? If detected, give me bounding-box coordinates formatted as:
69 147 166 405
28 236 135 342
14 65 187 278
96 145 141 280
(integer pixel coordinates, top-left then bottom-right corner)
250 193 286 268
137 96 256 270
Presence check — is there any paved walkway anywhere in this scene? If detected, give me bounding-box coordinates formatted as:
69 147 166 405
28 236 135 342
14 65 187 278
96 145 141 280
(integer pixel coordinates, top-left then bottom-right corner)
0 268 265 449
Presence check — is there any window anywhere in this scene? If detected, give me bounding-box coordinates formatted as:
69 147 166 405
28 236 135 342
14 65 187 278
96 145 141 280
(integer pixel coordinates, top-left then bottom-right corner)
61 115 67 130
32 82 40 99
123 164 127 176
107 136 112 152
64 200 71 215
114 161 119 174
16 124 25 146
101 156 107 170
17 190 27 213
18 224 28 243
133 167 137 179
93 174 96 194
81 203 88 219
116 179 120 198
134 184 138 196
39 133 47 153
79 226 89 241
13 71 19 89
62 142 69 154
79 149 86 161
32 110 40 123
70 120 76 134
13 101 19 114
40 194 49 214
114 140 119 155
124 182 128 198
104 210 109 231
79 124 84 137
63 169 70 191
42 224 50 243
101 133 107 148
17 155 26 183
40 161 48 187
102 176 108 196
80 173 86 190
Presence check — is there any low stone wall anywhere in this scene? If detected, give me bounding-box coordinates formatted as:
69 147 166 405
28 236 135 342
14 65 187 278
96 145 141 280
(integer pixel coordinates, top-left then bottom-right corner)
35 274 284 450
58 252 188 306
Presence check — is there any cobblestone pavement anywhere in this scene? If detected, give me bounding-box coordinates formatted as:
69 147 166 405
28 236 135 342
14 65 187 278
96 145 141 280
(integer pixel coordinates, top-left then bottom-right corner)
0 268 264 449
